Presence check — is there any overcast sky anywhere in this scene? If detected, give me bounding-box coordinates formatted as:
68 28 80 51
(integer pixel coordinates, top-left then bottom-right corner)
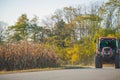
0 0 108 25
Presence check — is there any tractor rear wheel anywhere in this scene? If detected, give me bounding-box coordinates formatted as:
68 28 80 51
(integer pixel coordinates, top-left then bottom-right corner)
95 55 102 68
115 54 120 69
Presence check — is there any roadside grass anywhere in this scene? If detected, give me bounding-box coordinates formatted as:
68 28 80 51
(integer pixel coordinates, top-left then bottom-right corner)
61 65 93 69
0 65 93 75
0 64 115 75
0 67 62 75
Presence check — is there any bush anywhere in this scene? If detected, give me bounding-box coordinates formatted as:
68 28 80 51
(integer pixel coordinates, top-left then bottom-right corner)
0 41 59 71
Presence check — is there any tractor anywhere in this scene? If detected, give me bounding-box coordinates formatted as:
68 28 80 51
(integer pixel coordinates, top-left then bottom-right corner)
95 37 120 68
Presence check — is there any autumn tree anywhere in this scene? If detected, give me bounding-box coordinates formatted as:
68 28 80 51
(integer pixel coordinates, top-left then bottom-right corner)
0 21 7 43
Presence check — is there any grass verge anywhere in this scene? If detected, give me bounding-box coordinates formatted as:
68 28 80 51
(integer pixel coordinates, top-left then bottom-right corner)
0 65 92 75
0 67 62 75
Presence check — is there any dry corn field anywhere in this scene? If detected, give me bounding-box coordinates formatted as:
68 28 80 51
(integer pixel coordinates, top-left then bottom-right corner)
0 42 59 71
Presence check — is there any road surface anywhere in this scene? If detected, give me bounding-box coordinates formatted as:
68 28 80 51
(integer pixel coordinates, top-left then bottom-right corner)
0 67 120 80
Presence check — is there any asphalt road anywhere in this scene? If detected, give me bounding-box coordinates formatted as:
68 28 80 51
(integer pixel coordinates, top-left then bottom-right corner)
0 67 120 80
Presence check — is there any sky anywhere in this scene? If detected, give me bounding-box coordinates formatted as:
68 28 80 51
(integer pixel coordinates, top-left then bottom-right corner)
0 0 108 25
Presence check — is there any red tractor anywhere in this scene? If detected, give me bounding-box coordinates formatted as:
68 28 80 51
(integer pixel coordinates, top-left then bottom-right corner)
95 37 120 68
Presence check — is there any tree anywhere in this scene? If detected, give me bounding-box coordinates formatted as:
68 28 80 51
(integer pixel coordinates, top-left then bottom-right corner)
29 15 42 42
53 20 66 47
100 0 120 28
8 14 29 42
0 21 7 43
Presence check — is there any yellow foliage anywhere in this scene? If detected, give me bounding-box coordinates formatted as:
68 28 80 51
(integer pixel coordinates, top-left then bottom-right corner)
107 34 116 38
71 54 79 64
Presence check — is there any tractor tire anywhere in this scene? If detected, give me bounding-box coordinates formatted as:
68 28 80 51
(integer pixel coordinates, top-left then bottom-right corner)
115 55 120 69
95 55 102 68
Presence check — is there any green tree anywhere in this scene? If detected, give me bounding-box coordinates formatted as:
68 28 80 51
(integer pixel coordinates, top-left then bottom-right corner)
29 16 42 42
8 14 29 42
53 20 66 47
